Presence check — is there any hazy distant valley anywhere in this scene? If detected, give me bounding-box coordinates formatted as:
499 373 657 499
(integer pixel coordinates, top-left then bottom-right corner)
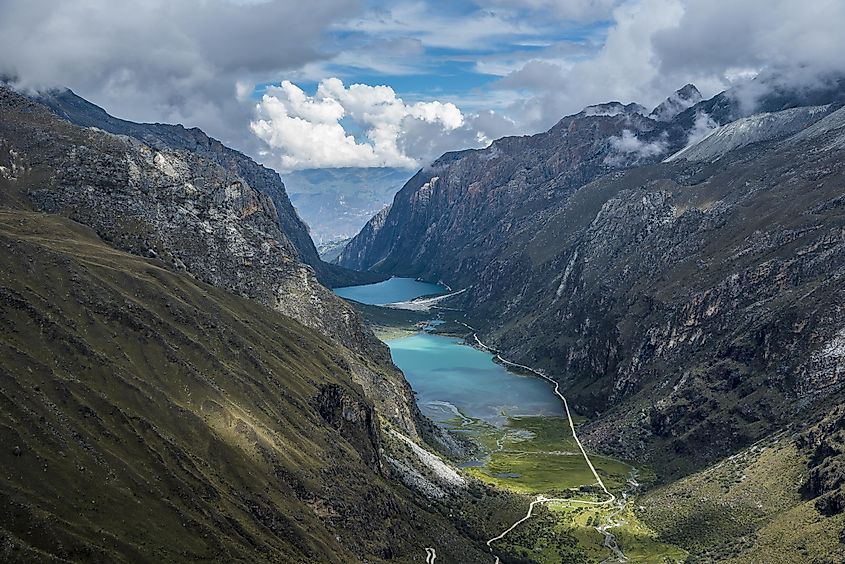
283 167 412 246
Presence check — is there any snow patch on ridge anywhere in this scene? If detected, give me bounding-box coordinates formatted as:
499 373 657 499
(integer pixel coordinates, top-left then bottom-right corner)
582 102 647 118
666 105 832 163
799 327 845 397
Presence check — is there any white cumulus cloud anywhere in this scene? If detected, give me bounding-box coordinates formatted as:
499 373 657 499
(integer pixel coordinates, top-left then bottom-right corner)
0 0 358 153
684 111 719 147
251 78 467 170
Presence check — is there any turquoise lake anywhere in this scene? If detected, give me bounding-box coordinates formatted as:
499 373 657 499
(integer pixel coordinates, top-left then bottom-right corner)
333 276 447 305
386 333 564 427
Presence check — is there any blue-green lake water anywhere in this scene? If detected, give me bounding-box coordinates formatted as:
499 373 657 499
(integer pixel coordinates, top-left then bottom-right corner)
334 276 447 305
386 333 563 426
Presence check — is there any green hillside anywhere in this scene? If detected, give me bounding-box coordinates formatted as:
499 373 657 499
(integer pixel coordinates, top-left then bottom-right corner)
0 210 487 562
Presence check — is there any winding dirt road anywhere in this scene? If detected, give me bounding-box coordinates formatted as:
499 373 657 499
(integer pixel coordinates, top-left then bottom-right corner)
418 319 627 562
468 331 624 560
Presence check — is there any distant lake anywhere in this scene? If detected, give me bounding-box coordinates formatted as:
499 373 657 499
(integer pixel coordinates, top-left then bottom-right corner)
386 333 564 427
333 276 447 305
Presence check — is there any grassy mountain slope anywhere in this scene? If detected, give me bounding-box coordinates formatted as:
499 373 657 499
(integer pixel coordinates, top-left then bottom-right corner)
0 209 491 562
0 85 417 438
640 430 845 563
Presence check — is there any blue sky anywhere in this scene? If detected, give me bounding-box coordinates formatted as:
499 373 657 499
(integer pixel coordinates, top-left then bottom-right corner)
245 0 641 169
268 0 615 111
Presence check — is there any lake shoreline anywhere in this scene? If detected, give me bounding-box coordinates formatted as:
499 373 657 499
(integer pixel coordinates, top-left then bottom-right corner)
333 278 683 562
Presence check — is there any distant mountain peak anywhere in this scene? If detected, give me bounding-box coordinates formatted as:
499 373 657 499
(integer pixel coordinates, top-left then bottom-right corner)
650 84 703 121
580 101 647 118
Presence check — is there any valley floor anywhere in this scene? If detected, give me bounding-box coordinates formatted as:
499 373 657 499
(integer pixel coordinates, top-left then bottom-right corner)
349 300 845 563
356 303 686 562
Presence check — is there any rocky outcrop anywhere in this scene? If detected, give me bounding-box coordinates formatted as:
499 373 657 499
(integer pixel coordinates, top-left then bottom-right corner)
33 87 382 288
650 84 702 121
487 109 845 472
338 102 661 274
314 384 383 473
665 104 834 162
797 406 845 516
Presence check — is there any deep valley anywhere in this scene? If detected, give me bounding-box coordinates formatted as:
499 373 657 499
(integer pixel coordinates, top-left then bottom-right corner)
2 18 845 562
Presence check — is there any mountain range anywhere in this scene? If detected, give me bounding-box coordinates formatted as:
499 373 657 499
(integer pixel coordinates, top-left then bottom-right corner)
338 75 845 554
283 167 413 246
4 69 845 561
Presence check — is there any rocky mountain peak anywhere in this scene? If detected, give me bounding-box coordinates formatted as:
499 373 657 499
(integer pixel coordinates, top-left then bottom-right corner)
649 83 703 121
580 101 647 118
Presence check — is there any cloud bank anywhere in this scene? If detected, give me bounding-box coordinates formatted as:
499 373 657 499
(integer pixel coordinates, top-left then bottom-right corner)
604 130 669 166
2 0 845 170
0 0 357 151
494 0 845 131
251 79 465 169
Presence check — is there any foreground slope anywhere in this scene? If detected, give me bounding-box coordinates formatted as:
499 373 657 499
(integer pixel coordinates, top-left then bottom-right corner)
0 210 492 562
640 427 845 562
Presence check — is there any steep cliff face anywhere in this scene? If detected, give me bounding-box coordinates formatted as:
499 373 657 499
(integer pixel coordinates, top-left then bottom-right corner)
0 86 418 438
339 78 845 280
488 117 845 473
33 87 382 288
338 102 660 276
340 81 845 475
649 84 702 121
797 405 845 517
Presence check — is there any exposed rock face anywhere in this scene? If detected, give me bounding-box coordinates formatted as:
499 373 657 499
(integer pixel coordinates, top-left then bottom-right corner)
33 87 382 288
338 103 660 274
665 104 834 162
797 406 845 516
340 79 845 476
336 205 391 268
650 84 702 121
582 101 647 117
0 85 419 438
314 384 383 473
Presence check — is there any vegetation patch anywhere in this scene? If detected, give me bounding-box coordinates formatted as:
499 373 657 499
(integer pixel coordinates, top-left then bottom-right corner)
492 501 687 563
639 435 845 562
461 416 633 495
